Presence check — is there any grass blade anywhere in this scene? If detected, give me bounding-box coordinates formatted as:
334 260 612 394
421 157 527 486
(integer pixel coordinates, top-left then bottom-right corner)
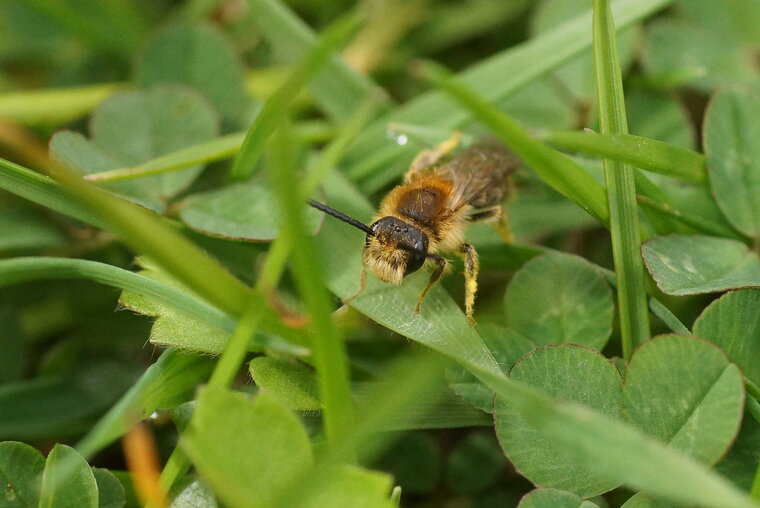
542 130 707 184
45 157 249 317
84 121 335 183
0 157 106 228
593 0 650 358
246 0 388 121
228 12 363 181
269 124 355 454
0 84 124 126
0 257 232 329
75 349 213 459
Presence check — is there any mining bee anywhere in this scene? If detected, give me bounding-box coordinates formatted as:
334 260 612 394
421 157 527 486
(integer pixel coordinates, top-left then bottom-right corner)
309 132 520 324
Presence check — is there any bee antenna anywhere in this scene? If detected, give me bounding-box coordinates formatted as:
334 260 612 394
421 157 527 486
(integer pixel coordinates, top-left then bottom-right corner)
308 199 375 236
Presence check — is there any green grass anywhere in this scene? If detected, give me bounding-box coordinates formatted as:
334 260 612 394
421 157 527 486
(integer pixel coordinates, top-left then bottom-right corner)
1 0 760 507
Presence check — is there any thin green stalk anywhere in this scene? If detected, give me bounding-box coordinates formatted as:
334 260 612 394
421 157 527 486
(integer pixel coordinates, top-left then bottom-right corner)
0 257 234 331
0 84 125 126
541 130 708 185
247 0 388 122
228 12 362 181
0 157 106 228
593 0 650 359
85 121 335 183
301 97 380 195
269 125 355 455
648 297 690 335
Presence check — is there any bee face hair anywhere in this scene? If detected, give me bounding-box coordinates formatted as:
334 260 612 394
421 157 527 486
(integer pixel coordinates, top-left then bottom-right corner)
363 217 429 284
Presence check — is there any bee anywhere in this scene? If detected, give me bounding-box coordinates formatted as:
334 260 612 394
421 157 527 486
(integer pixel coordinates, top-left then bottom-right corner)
309 132 520 324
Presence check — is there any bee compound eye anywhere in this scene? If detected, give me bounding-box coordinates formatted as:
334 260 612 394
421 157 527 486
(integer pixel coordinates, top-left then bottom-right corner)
404 251 426 275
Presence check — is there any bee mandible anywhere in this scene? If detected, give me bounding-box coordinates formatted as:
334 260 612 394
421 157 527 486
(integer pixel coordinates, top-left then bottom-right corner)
309 132 520 324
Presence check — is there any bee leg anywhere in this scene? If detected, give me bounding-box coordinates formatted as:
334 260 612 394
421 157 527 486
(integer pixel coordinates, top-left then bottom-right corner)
342 264 367 306
470 206 513 243
415 254 447 315
457 243 479 325
407 131 462 176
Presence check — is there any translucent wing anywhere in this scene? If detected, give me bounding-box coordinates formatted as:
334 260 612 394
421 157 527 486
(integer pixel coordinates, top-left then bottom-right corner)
436 141 521 211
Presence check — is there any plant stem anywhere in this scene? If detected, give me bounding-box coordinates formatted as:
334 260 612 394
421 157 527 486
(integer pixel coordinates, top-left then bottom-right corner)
592 0 650 359
269 123 356 457
228 11 362 181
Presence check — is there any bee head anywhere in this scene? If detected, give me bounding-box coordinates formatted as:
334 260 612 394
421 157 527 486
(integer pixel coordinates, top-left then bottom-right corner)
363 217 429 285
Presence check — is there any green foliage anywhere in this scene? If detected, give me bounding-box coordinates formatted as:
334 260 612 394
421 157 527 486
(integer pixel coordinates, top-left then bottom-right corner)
50 86 220 212
504 253 614 350
137 23 250 128
2 0 760 506
518 488 600 508
0 441 45 507
643 236 760 295
694 290 760 387
623 335 744 465
704 88 760 239
249 356 321 410
495 345 625 497
177 179 323 241
39 444 99 508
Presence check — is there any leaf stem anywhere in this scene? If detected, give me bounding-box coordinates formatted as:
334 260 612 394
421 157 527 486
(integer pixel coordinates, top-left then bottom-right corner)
228 12 362 181
269 123 355 456
592 0 650 359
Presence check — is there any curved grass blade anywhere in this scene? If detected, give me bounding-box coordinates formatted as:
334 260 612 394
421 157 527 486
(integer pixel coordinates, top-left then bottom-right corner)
0 256 297 344
48 162 249 320
269 124 355 454
75 349 213 459
0 84 125 126
593 0 650 358
542 130 707 184
85 132 246 183
246 0 388 122
228 12 363 181
0 157 106 229
83 121 336 184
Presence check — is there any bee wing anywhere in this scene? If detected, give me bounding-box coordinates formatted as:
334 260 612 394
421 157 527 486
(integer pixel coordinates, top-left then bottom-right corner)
441 142 520 211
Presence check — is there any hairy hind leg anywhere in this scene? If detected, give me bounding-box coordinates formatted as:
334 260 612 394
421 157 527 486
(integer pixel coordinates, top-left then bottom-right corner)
407 131 462 177
456 243 479 324
415 254 447 315
470 205 513 243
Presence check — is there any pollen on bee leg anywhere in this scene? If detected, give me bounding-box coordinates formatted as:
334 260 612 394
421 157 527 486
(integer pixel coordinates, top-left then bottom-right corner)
459 243 479 325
